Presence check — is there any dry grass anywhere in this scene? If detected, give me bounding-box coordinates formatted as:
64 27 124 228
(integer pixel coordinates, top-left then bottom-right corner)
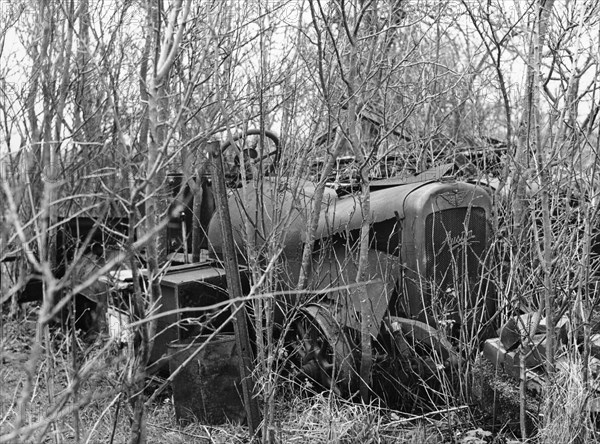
0 305 528 444
273 393 474 443
0 306 469 444
537 356 600 444
1 306 250 444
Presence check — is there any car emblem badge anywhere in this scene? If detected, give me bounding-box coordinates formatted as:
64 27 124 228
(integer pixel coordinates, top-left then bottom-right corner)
439 191 468 207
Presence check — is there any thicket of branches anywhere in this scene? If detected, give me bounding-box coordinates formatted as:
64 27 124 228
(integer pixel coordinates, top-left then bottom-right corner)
2 0 600 442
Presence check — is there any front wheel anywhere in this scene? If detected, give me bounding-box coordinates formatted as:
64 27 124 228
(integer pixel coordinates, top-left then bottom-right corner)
287 305 357 397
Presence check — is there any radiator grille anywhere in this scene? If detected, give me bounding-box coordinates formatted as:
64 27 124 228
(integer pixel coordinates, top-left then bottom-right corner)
425 207 487 290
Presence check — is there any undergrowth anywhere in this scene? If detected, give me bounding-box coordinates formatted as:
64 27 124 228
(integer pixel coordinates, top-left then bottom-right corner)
1 305 506 444
538 356 600 444
6 304 600 443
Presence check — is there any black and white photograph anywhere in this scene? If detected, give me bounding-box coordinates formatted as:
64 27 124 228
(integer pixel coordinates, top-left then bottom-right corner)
1 1 599 442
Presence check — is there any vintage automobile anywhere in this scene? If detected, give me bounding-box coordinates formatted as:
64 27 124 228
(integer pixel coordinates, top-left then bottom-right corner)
133 131 498 398
6 130 497 401
205 171 496 395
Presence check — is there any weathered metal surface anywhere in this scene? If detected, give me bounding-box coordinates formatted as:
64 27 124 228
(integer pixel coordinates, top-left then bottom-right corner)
482 312 600 413
388 316 459 366
105 263 233 365
168 335 245 425
298 304 357 396
498 312 543 350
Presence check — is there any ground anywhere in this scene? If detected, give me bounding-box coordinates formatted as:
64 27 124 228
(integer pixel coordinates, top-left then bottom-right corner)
1 304 515 443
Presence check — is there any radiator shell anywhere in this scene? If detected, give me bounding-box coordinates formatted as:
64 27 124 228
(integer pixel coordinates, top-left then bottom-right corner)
399 180 494 327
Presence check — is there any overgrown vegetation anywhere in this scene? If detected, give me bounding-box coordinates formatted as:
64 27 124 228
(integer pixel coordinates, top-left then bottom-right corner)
2 0 600 442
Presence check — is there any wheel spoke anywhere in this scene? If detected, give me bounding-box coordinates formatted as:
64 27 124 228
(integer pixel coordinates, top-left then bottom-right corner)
291 318 339 392
286 307 356 397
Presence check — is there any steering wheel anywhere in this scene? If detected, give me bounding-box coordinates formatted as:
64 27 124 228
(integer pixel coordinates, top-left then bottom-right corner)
220 129 280 185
